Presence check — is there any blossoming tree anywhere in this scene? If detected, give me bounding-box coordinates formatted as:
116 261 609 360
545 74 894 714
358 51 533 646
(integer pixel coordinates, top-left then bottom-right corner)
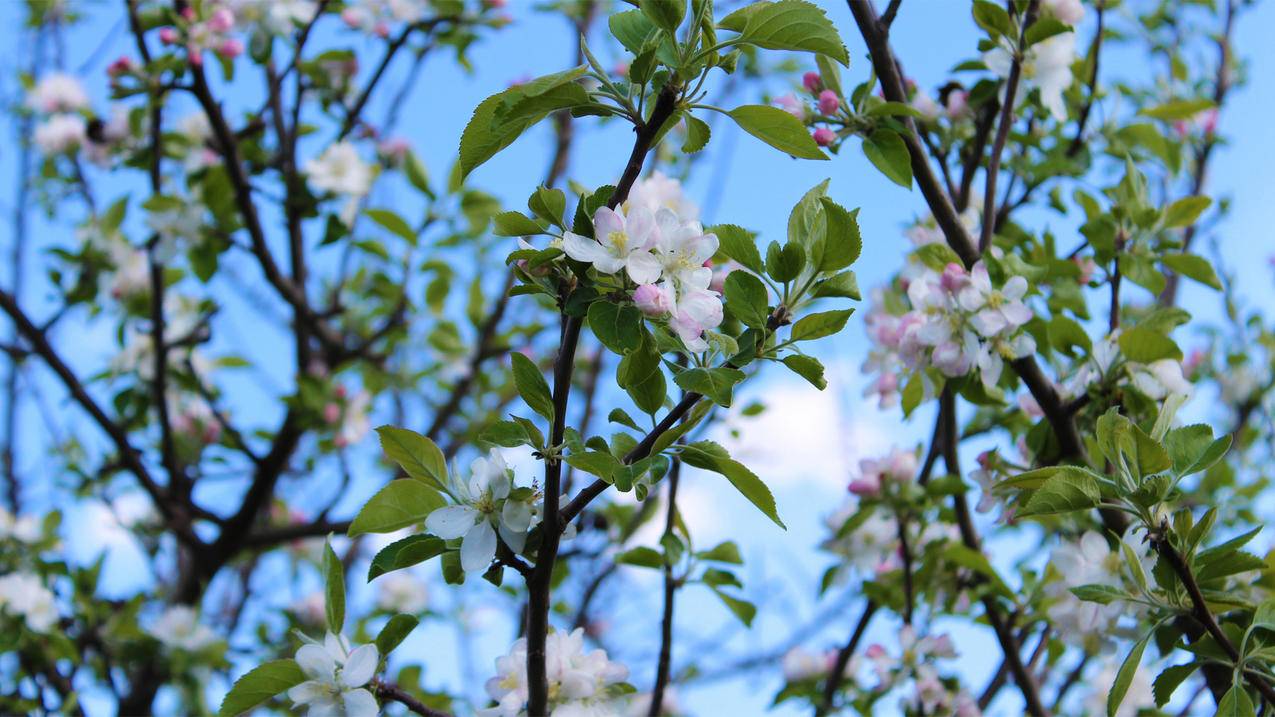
0 0 1269 716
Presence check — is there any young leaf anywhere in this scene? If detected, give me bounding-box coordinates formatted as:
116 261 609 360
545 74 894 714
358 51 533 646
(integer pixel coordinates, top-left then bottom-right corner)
674 367 746 407
1216 685 1256 717
587 301 643 355
713 224 763 273
640 0 686 33
376 426 448 489
862 129 913 188
817 198 861 272
781 354 827 389
323 541 345 634
724 271 769 328
790 309 854 341
710 587 757 625
1162 253 1222 290
1118 326 1182 363
1019 469 1100 516
375 614 420 655
718 0 849 65
1107 631 1151 717
510 352 555 423
218 660 307 717
348 481 446 537
368 535 448 581
727 105 828 160
1162 195 1211 228
365 208 417 244
680 441 785 528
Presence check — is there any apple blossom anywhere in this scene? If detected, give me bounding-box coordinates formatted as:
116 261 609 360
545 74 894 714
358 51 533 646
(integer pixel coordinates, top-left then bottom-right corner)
425 449 534 573
0 572 58 632
149 605 220 653
481 627 629 717
626 171 700 222
0 509 41 544
562 206 660 282
305 141 374 197
984 32 1077 121
375 572 429 614
34 114 87 155
26 72 89 114
289 633 380 717
957 262 1032 337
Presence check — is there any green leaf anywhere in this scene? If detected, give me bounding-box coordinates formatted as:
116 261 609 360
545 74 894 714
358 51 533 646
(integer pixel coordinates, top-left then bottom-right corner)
1162 253 1222 290
617 546 664 568
375 614 420 655
218 660 307 717
766 241 806 282
648 398 711 456
459 67 590 179
368 535 448 581
710 587 757 626
640 0 685 33
727 105 828 160
529 186 566 228
365 208 417 244
719 0 849 65
587 301 644 355
492 211 545 237
618 342 667 415
348 480 446 537
790 309 854 341
1162 195 1211 228
682 114 711 154
1020 469 1100 516
1216 685 1256 717
1152 663 1198 708
1128 424 1172 477
817 198 861 272
862 129 912 188
376 426 448 489
901 371 923 417
713 224 763 274
781 354 826 390
698 541 744 564
971 0 1012 36
510 352 555 423
1166 426 1229 477
680 441 785 528
1069 584 1130 605
565 450 623 483
674 367 747 407
323 541 345 634
724 271 769 328
1139 98 1216 121
1108 631 1151 717
1025 17 1071 45
1118 326 1182 363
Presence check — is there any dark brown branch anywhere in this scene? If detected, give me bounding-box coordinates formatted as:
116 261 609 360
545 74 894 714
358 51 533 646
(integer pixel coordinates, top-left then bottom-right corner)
648 456 682 716
816 601 879 716
1066 3 1106 157
372 680 453 717
980 0 1039 255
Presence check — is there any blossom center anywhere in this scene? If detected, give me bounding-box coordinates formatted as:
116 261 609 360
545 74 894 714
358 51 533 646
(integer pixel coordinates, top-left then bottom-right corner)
607 230 628 253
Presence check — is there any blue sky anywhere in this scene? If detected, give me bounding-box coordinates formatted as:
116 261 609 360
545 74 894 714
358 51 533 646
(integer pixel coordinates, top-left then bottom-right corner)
3 0 1275 715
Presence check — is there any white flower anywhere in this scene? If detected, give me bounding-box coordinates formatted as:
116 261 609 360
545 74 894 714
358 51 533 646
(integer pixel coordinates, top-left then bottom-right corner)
984 32 1076 121
822 506 899 576
1042 0 1085 26
976 332 1036 391
1044 532 1127 650
667 283 724 352
105 242 150 300
426 449 532 573
146 200 205 251
957 262 1032 337
305 141 374 197
335 391 372 448
229 0 319 33
375 572 428 614
27 73 89 113
626 171 699 222
34 114 87 154
289 633 380 717
0 509 42 543
848 447 918 497
481 627 629 717
642 209 719 289
1130 359 1193 401
562 206 660 282
0 572 58 632
782 647 837 682
149 605 220 652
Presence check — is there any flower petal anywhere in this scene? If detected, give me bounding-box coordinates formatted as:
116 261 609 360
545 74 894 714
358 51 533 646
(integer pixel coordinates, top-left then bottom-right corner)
340 644 379 688
460 520 497 573
626 251 663 284
295 644 338 681
343 688 380 717
561 232 609 265
425 505 479 539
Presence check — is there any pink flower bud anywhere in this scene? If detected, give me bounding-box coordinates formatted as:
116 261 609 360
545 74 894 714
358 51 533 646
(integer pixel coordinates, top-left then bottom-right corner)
817 90 840 115
159 27 180 45
334 384 348 400
341 8 362 27
107 56 135 77
217 38 244 59
1200 108 1218 135
323 403 341 424
945 89 969 119
483 0 508 7
802 71 822 94
812 127 836 146
374 21 390 38
1072 255 1096 284
940 262 968 293
633 284 672 317
181 6 196 21
613 61 629 77
187 45 204 66
775 93 805 119
208 7 235 32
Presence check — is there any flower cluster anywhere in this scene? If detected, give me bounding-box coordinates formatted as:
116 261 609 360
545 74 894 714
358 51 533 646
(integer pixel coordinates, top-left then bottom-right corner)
1043 532 1149 652
1064 331 1193 402
863 627 980 717
848 446 918 497
425 449 542 574
159 4 244 65
289 632 380 717
863 258 1036 406
0 572 58 633
28 72 92 156
227 0 320 35
982 0 1083 122
775 71 844 147
148 605 221 653
0 508 42 544
304 140 375 224
562 175 724 352
482 627 629 716
341 0 430 37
